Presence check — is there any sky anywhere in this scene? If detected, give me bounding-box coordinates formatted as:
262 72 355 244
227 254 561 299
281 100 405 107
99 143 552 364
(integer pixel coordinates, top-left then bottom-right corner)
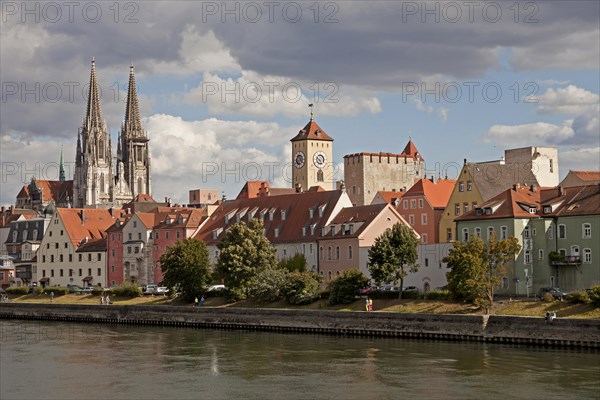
1 0 599 206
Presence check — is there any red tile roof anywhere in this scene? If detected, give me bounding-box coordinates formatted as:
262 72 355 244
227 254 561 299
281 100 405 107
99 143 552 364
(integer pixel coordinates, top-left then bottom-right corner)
572 171 600 182
153 209 207 230
541 185 600 217
0 209 38 228
374 191 405 204
456 185 542 221
57 208 122 246
325 203 395 238
402 179 456 209
237 181 296 199
400 140 424 161
17 179 73 203
290 120 334 142
196 190 347 244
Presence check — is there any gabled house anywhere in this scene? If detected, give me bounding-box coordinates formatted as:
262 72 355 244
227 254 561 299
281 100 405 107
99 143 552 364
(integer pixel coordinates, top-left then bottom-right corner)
36 208 121 288
560 170 600 188
455 184 543 296
195 189 353 272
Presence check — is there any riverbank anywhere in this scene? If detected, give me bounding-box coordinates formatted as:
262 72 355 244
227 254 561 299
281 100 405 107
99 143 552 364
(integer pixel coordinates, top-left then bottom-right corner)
4 292 600 319
1 302 598 348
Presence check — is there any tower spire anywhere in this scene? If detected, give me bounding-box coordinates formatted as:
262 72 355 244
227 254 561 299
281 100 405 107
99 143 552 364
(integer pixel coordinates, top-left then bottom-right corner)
308 103 314 121
124 63 143 135
85 58 104 131
59 145 65 182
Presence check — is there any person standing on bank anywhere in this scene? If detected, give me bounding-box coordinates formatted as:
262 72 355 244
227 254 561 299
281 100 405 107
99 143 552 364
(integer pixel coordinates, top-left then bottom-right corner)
369 298 373 312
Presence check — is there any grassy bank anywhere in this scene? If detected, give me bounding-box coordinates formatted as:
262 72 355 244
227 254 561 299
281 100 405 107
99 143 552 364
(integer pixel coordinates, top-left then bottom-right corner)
4 293 599 318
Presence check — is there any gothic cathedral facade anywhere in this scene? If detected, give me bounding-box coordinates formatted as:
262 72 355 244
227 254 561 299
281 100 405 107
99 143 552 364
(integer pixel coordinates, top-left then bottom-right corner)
73 60 151 208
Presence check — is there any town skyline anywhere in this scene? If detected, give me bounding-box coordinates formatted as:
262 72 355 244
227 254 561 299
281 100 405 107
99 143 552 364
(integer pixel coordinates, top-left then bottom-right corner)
1 1 599 207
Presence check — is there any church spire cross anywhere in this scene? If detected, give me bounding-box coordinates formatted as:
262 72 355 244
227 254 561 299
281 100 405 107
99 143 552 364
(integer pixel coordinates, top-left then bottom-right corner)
124 64 143 135
85 57 104 131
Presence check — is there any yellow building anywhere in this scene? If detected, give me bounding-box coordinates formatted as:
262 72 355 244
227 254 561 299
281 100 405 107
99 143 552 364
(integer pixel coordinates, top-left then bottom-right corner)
291 118 334 191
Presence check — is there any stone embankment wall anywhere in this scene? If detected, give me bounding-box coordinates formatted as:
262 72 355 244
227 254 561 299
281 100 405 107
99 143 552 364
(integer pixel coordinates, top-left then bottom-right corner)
0 303 598 348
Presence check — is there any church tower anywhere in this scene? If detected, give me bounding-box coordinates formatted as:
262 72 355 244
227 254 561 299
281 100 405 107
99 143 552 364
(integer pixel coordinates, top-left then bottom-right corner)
73 58 115 208
290 108 334 191
118 64 151 198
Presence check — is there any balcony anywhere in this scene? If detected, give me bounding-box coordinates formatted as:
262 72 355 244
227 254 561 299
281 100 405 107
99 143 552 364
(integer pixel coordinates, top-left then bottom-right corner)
550 255 581 266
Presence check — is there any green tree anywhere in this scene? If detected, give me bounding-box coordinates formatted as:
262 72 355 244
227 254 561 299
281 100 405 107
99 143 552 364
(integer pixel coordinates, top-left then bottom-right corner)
328 269 369 305
368 222 420 298
279 253 307 272
282 271 322 305
160 238 211 302
444 235 521 313
249 267 288 303
217 218 278 300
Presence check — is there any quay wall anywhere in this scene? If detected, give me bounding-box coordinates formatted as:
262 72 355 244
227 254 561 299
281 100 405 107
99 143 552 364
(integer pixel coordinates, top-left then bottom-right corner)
0 303 598 348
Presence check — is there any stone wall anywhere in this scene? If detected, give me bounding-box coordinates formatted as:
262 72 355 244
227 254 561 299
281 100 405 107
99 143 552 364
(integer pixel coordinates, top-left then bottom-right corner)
0 303 598 348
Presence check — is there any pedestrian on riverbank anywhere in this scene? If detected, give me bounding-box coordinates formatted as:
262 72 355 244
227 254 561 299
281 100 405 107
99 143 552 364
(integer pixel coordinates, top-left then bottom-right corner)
50 292 54 303
100 295 104 305
200 296 205 306
365 298 369 312
194 297 199 307
106 294 111 305
368 298 373 312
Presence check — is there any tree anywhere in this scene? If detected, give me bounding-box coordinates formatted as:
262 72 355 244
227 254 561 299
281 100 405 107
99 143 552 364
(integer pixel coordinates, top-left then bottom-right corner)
328 269 369 305
216 218 278 300
279 253 307 272
444 235 521 313
160 238 211 302
368 222 419 298
282 271 322 305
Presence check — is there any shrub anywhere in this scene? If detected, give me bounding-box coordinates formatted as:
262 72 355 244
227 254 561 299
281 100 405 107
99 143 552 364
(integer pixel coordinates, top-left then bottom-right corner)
319 289 330 300
111 283 142 298
282 271 322 305
328 269 369 305
43 286 69 296
425 290 452 300
542 292 555 303
587 286 600 307
91 287 104 296
249 268 288 303
401 290 422 300
566 290 589 304
34 286 44 294
6 286 29 295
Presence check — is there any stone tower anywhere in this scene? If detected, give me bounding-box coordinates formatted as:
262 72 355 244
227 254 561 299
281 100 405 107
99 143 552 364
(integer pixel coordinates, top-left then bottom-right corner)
290 116 334 191
118 64 152 198
73 58 115 208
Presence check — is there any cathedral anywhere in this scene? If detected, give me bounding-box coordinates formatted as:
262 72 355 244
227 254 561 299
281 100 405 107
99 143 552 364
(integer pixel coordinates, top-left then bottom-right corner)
73 59 151 208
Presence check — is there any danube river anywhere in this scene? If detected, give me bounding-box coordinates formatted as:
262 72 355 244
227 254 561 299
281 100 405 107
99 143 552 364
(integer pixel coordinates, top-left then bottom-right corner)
1 320 598 400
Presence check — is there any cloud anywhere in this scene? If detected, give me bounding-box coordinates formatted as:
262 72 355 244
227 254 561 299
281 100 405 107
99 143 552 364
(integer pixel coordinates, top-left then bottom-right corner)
413 99 449 123
537 85 599 115
559 147 600 173
485 121 575 146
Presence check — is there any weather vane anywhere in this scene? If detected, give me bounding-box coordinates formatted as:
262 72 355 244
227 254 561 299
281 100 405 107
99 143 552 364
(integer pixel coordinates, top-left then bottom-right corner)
308 103 314 121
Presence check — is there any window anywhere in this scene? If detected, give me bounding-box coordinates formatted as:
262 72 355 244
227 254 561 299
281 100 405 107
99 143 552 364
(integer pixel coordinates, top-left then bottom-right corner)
42 255 46 263
310 244 313 254
487 227 494 240
348 246 353 259
138 232 142 240
88 268 92 276
425 258 429 267
418 199 423 208
128 233 132 241
97 268 101 276
134 247 139 254
97 253 101 261
548 225 554 239
462 228 469 242
42 269 46 277
583 223 592 239
538 249 544 260
51 270 54 277
463 202 469 214
524 226 530 239
176 231 180 239
336 246 340 260
60 230 64 236
459 181 464 192
88 254 92 262
50 255 54 263
502 277 509 289
319 247 323 260
583 249 592 264
559 249 566 256
133 221 137 228
328 246 332 260
467 180 473 191
500 226 507 240
78 269 82 276
166 232 170 239
274 228 279 238
128 247 132 254
60 269 63 277
558 224 566 239
421 234 428 244
474 227 481 238
403 200 408 209
454 203 460 216
64 242 68 249
411 199 416 209
524 250 531 264
446 228 453 241
532 228 537 236
111 266 115 273
409 215 414 225
111 233 115 241
55 243 58 249
421 213 427 225
78 254 82 262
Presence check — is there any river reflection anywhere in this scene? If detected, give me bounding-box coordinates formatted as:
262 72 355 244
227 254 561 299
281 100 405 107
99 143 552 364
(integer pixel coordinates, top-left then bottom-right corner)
1 320 598 400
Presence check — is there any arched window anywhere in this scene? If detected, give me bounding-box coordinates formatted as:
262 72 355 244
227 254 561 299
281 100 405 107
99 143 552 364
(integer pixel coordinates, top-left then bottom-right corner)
99 140 104 159
317 170 324 182
100 173 105 193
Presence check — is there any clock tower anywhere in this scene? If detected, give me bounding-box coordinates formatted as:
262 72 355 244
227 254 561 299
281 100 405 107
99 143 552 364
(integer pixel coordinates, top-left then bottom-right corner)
290 115 334 191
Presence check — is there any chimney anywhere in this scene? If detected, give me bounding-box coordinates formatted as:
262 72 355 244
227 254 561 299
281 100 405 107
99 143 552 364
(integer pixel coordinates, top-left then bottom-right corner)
558 186 563 196
295 183 303 193
80 209 85 221
530 184 537 193
513 183 521 192
464 158 467 165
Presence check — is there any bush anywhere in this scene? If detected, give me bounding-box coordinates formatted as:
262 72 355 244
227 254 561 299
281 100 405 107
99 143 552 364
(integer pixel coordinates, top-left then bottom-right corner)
111 283 142 298
43 286 69 296
34 286 44 294
542 292 555 303
328 269 369 305
401 290 422 300
587 286 600 307
319 289 330 300
249 268 288 303
6 286 29 295
426 290 452 300
282 272 322 305
91 287 104 296
566 290 589 304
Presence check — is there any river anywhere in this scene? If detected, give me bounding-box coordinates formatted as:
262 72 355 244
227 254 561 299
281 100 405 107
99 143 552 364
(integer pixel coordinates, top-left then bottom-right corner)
0 320 598 399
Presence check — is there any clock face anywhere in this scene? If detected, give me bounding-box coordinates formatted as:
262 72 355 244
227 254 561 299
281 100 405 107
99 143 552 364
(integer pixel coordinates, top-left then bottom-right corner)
294 151 306 168
313 151 327 169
